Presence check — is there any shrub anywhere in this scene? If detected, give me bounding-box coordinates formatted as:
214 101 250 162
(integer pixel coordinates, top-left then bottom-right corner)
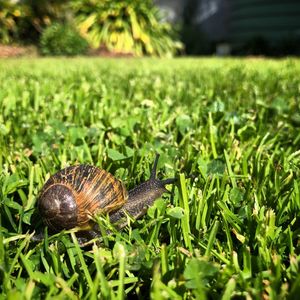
40 23 89 56
71 0 182 57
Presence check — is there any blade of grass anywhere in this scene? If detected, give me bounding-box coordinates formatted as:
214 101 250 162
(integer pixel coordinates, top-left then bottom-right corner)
209 112 218 159
71 232 94 292
160 243 168 276
114 242 126 300
179 173 192 252
224 150 237 188
221 278 236 300
93 245 112 299
205 220 219 258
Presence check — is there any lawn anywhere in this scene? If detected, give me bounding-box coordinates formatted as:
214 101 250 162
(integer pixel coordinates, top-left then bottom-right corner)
0 57 300 299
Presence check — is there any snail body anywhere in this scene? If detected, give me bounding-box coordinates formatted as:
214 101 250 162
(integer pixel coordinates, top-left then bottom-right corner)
38 155 175 234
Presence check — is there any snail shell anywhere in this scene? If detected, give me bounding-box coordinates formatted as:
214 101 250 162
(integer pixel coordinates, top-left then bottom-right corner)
38 165 127 231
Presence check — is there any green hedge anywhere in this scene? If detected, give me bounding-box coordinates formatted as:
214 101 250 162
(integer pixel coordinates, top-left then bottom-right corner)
40 23 89 56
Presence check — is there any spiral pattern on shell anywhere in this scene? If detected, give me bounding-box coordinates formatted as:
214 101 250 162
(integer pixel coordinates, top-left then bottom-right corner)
38 165 128 231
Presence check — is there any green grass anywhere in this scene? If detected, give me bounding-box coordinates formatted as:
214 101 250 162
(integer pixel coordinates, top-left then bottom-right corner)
0 57 300 299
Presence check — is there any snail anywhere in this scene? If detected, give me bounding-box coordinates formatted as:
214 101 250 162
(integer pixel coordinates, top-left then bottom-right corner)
37 154 176 238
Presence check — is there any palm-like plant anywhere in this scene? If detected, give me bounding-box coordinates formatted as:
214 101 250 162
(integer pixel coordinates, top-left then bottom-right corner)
71 0 182 57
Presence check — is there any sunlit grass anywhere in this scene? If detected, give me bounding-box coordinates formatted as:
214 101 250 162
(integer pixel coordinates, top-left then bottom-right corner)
0 57 300 299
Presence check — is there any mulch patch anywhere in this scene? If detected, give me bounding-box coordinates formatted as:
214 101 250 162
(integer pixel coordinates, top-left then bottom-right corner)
0 44 134 58
0 45 38 57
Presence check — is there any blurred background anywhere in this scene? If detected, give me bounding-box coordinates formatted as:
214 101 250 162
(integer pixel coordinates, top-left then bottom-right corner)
158 0 300 56
1 0 300 57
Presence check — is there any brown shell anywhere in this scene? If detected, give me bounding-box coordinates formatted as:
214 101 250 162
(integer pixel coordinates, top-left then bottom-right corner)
39 165 128 228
